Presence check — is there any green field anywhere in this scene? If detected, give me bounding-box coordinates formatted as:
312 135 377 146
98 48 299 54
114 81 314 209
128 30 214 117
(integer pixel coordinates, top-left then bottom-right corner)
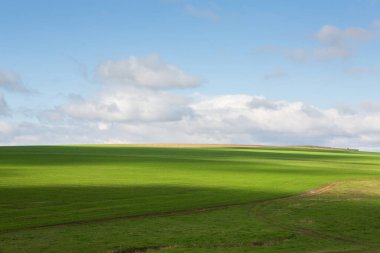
0 145 379 252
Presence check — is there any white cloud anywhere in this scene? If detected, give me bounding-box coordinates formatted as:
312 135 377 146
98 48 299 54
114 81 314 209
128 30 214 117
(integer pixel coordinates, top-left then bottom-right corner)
3 56 380 150
18 92 379 150
190 95 331 137
97 54 202 89
0 71 31 93
53 55 199 123
59 87 193 123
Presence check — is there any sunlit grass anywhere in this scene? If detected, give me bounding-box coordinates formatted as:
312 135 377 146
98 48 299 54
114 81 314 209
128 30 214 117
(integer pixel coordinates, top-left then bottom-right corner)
0 146 379 252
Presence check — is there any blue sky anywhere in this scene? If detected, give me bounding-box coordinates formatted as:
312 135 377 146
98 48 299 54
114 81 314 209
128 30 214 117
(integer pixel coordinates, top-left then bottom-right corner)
1 0 380 149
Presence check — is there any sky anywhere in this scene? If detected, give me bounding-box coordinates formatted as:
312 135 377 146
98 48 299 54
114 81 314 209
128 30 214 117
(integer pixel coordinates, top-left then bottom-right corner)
1 0 380 150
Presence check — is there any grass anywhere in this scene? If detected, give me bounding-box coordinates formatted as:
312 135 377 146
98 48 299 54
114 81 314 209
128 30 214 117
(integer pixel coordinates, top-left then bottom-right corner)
0 145 379 252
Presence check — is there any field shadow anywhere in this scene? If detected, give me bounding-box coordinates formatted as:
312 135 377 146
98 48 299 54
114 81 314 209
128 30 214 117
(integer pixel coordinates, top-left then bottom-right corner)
1 146 379 167
0 184 306 232
0 182 379 253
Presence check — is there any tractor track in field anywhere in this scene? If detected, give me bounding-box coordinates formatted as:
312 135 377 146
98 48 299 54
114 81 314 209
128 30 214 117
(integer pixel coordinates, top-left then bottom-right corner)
108 234 296 253
22 182 339 230
4 181 365 252
252 183 360 245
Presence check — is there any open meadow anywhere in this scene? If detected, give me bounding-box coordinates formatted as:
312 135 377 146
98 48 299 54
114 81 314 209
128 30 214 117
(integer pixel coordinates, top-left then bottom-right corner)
0 145 379 252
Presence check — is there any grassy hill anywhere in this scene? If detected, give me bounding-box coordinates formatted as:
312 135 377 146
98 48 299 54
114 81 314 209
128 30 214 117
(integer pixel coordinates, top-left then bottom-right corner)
0 145 379 252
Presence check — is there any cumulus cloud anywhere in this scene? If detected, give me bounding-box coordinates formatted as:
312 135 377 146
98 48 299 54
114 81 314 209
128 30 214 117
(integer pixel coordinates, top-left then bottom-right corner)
20 92 379 150
3 55 380 150
59 88 193 123
191 95 330 138
48 55 199 124
97 54 202 89
0 71 31 93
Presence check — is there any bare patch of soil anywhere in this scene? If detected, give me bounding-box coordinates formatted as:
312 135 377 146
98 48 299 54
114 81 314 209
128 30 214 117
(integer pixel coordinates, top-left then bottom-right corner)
108 245 177 253
251 234 295 246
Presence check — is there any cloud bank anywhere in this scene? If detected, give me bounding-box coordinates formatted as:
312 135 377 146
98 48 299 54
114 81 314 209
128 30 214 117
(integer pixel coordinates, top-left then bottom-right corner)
1 55 380 151
3 93 380 150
